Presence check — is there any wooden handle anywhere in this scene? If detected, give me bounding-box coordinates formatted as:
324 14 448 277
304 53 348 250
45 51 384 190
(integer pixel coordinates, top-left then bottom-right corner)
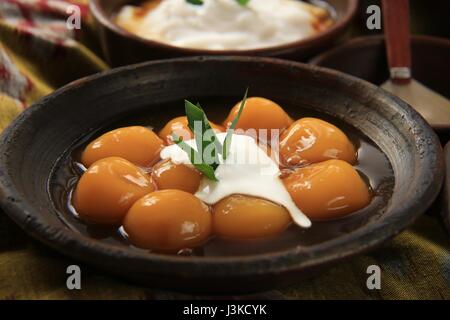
382 0 412 83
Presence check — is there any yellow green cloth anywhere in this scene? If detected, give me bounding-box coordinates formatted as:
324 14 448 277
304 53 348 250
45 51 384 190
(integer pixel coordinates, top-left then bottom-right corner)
0 0 107 132
0 0 449 300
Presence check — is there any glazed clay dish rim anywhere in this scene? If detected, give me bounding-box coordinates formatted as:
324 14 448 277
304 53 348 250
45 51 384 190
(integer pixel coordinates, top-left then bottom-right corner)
0 56 443 278
89 0 359 55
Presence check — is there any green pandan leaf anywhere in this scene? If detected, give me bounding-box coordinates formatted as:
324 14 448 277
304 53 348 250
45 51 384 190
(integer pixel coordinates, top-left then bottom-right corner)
185 100 222 169
191 163 218 181
172 135 218 181
235 0 250 6
174 89 249 181
186 0 204 5
222 88 248 160
186 0 250 6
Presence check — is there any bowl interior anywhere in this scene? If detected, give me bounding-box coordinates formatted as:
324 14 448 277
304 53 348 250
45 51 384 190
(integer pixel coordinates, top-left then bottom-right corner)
50 96 393 257
0 57 442 292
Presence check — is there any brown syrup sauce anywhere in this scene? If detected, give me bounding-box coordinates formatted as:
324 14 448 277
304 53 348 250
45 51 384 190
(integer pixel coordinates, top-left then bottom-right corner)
49 96 394 257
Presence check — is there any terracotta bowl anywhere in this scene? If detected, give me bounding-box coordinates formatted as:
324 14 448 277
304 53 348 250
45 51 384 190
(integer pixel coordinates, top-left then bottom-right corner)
0 57 443 293
90 0 358 66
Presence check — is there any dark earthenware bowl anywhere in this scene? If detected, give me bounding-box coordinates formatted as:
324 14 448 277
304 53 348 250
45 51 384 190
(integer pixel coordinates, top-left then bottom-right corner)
311 35 450 136
90 0 358 67
310 35 450 101
0 57 443 293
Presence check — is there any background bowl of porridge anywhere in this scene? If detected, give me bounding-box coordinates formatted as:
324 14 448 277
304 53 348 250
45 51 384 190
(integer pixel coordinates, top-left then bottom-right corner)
90 0 358 66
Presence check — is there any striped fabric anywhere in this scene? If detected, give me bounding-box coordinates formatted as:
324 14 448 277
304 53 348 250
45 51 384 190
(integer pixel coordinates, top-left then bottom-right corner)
0 0 106 131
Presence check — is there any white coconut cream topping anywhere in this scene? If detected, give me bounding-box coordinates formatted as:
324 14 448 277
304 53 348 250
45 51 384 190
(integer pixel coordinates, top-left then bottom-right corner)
116 0 327 51
160 133 312 228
